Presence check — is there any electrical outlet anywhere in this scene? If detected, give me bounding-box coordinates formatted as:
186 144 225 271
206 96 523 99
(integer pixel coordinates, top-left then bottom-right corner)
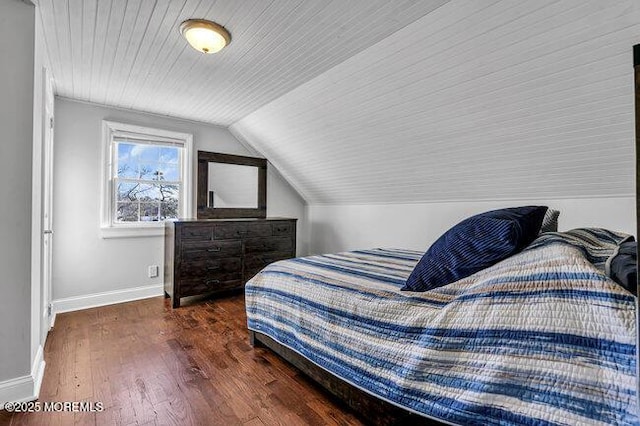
148 265 159 278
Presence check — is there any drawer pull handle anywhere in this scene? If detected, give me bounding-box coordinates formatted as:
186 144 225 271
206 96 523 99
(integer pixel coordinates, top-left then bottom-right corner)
207 247 221 252
236 230 248 236
206 279 220 286
207 266 219 271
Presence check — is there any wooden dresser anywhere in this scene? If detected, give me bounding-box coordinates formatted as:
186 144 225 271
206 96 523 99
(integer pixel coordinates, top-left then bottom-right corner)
164 218 297 308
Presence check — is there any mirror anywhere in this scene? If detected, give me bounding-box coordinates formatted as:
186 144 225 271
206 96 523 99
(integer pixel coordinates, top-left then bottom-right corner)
208 162 259 209
197 151 267 219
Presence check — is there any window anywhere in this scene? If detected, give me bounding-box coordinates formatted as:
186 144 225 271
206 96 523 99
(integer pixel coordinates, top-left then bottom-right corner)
101 121 193 238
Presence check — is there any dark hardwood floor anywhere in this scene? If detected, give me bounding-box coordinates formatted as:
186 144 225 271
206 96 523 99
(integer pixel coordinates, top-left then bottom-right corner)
2 294 363 426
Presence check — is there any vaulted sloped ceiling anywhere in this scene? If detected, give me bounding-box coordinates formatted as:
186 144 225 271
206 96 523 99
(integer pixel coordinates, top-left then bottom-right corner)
40 0 640 205
38 0 450 126
231 0 640 204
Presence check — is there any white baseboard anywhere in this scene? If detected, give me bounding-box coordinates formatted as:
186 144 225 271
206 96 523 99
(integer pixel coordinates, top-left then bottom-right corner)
31 345 45 401
0 345 45 405
51 284 164 320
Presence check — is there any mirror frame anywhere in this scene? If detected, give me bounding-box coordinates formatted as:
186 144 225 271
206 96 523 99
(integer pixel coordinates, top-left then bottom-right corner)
197 151 267 219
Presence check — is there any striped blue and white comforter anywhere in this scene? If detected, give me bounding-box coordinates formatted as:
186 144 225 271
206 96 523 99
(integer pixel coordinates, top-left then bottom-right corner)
245 229 637 425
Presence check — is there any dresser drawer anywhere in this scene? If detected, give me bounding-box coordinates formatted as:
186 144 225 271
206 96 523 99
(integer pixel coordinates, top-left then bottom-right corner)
180 226 213 241
179 257 242 278
180 277 243 297
213 223 272 240
244 237 293 254
181 240 242 260
244 251 292 282
271 222 294 236
245 252 292 270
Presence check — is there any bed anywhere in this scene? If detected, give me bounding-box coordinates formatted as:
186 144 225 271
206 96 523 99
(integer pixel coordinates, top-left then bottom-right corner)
245 228 637 425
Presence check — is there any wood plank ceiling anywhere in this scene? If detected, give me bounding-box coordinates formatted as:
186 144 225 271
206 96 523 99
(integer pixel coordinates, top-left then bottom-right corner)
38 0 450 126
231 0 640 204
39 0 640 205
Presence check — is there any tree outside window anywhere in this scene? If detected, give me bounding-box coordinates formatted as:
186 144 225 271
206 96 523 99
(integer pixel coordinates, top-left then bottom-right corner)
114 142 181 222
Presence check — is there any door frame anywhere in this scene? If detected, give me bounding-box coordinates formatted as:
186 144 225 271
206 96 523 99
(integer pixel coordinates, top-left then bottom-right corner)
40 68 54 341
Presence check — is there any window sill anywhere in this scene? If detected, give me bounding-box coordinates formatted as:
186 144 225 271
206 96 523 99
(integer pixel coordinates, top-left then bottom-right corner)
100 225 166 239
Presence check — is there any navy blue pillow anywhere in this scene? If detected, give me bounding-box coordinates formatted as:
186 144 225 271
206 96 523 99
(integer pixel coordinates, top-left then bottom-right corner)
402 206 548 292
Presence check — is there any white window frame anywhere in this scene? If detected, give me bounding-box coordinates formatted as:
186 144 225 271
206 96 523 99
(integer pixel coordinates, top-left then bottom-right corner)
100 121 193 238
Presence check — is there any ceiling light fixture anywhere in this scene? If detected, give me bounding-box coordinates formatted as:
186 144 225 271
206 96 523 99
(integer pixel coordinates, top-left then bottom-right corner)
180 19 231 54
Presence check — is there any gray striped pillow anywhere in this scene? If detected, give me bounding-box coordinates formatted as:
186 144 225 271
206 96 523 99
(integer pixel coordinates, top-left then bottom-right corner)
540 209 560 233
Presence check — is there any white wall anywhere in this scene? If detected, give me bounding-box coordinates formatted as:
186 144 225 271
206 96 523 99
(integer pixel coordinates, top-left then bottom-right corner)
0 0 43 399
53 98 306 303
0 0 33 381
308 197 636 254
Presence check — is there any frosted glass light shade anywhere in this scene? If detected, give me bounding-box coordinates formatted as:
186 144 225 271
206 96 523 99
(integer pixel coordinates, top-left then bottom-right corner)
180 19 231 54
